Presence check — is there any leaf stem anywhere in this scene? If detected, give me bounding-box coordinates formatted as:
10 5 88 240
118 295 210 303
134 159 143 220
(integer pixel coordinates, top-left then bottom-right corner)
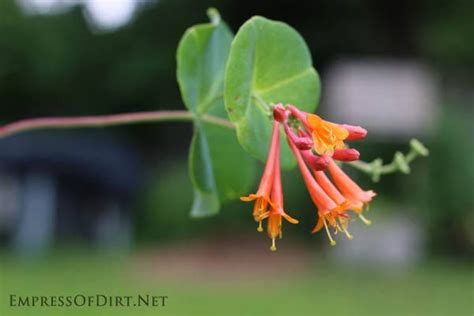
0 110 234 139
347 139 429 182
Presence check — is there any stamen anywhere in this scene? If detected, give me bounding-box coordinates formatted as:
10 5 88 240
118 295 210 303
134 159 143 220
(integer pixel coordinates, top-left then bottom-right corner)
342 227 353 240
257 221 264 232
270 238 277 252
338 218 353 240
323 219 337 246
358 214 372 226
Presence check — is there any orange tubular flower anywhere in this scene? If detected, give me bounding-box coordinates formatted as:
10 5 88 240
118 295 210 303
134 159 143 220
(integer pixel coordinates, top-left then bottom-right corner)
306 114 349 155
288 105 367 158
240 121 280 232
313 170 353 239
262 136 298 252
242 104 374 250
287 136 348 246
327 159 376 225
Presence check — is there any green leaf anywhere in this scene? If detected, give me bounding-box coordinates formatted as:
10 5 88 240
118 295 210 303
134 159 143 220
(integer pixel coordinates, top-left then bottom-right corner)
224 16 320 169
177 9 256 217
188 126 220 217
177 9 233 114
189 103 256 217
188 99 256 218
204 102 256 202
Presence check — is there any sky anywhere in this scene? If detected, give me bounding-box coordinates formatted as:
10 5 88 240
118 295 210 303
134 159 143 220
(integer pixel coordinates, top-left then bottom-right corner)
16 0 149 31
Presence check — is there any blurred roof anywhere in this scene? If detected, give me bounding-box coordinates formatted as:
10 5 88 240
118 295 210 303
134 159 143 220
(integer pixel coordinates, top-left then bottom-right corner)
0 131 144 195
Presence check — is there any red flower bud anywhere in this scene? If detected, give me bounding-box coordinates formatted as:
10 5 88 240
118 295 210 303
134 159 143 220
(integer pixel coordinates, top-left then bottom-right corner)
332 148 360 161
342 124 367 141
273 103 287 122
293 137 313 150
301 150 330 171
284 124 313 150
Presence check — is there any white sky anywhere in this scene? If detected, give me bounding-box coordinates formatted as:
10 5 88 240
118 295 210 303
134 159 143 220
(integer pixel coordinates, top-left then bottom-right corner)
84 0 137 30
17 0 144 31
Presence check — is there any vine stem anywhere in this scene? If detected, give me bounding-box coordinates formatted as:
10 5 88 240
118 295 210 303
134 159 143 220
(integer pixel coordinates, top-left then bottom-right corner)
0 110 235 139
347 139 429 182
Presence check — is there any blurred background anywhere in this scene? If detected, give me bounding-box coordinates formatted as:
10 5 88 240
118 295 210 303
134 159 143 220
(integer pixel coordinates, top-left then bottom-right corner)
0 0 473 315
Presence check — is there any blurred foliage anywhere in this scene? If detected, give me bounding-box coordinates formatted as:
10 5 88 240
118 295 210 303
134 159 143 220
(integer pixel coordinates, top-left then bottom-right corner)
418 0 474 66
422 106 474 256
135 159 256 243
2 0 473 119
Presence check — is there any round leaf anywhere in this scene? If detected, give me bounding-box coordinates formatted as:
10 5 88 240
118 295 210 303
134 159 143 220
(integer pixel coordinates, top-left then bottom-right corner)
224 16 320 169
177 12 233 114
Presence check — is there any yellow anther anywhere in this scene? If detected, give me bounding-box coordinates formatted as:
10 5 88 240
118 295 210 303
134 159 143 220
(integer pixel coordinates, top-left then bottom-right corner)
323 219 337 246
342 228 353 240
270 238 277 252
338 218 353 240
359 214 372 226
257 221 264 232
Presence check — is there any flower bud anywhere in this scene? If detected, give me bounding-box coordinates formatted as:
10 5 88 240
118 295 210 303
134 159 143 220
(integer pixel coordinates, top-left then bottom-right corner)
341 124 367 141
273 103 287 122
301 150 330 171
284 124 313 150
332 148 360 161
293 137 313 150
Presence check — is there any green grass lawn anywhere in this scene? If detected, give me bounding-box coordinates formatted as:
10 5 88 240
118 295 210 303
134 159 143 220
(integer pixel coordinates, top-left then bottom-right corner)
1 250 473 316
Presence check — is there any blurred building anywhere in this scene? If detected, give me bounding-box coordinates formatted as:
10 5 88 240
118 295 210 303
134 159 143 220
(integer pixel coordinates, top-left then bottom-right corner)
324 59 439 139
0 132 144 255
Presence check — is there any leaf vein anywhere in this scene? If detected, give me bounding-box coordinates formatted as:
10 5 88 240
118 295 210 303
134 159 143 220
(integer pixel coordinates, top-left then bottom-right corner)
254 67 314 95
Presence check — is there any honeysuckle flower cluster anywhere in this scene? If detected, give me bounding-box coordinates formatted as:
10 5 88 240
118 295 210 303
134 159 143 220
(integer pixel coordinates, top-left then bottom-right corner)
241 104 376 251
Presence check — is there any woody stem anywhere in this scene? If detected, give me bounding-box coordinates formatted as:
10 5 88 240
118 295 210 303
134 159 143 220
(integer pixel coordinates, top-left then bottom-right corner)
0 110 235 139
